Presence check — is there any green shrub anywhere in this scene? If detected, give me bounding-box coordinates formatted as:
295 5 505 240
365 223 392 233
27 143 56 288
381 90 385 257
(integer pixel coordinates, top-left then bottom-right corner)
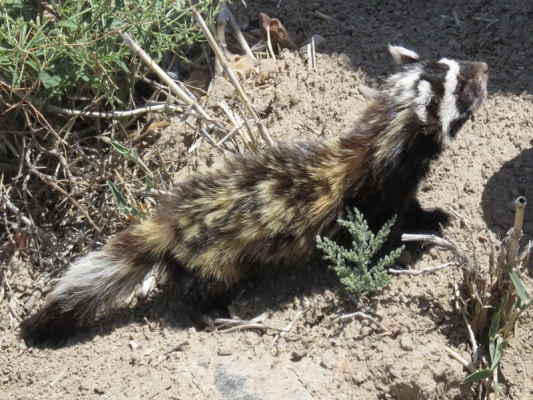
316 208 404 296
0 0 220 107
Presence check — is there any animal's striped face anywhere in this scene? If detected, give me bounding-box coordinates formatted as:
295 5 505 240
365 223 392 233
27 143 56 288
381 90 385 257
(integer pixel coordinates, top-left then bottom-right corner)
438 58 488 141
387 45 488 145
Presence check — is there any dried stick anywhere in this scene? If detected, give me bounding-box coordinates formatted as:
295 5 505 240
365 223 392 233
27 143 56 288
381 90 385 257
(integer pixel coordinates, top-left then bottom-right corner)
215 125 244 147
402 233 454 248
25 148 101 234
389 262 456 275
215 318 287 333
2 75 180 119
5 277 23 323
471 16 499 23
147 385 173 400
192 8 274 146
452 10 462 28
223 5 257 63
507 196 526 265
23 275 46 313
199 126 226 154
271 308 306 347
265 24 276 60
1 193 53 246
215 312 288 334
20 97 180 118
218 99 256 150
445 347 494 391
50 366 68 387
309 11 357 32
153 340 188 366
121 32 208 119
310 36 316 69
214 3 228 77
448 206 473 231
461 307 480 365
121 31 223 148
402 232 471 268
327 311 388 331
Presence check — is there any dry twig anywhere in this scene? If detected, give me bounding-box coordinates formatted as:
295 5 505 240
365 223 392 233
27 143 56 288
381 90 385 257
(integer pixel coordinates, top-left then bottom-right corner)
4 77 182 118
192 8 273 147
326 311 388 331
122 33 206 119
2 193 52 246
153 340 188 366
121 31 224 151
389 261 456 275
220 3 256 63
309 11 357 32
445 347 494 391
215 312 288 334
271 307 307 347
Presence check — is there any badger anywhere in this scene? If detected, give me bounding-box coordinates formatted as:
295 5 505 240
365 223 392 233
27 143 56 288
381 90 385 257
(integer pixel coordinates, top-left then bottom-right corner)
20 45 488 342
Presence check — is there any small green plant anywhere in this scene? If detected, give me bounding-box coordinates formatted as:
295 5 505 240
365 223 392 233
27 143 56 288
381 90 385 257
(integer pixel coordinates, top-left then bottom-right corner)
106 138 157 221
316 208 404 296
107 139 155 187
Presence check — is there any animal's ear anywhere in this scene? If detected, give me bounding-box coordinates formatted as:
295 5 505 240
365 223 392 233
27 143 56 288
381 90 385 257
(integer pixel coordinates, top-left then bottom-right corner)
388 45 420 65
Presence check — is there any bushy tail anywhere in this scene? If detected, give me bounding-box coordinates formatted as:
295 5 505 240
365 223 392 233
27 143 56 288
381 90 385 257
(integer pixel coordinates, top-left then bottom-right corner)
20 225 162 343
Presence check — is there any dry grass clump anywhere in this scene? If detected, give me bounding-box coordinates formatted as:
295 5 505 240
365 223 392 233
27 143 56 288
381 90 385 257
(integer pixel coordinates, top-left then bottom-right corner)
0 1 278 323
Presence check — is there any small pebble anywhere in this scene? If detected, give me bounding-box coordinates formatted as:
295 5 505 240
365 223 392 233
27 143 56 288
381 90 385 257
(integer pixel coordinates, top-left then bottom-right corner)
94 386 105 395
400 336 414 351
218 347 232 356
291 350 307 362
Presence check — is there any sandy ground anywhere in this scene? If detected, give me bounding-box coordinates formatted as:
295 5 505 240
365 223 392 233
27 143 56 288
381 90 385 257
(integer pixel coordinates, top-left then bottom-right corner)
2 0 533 399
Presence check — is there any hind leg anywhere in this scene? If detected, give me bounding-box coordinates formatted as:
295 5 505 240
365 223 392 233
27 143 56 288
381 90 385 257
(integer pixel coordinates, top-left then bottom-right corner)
164 255 241 326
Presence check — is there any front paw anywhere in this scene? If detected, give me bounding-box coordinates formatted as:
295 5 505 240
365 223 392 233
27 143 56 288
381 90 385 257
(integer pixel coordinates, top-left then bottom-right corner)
425 208 451 228
406 207 451 232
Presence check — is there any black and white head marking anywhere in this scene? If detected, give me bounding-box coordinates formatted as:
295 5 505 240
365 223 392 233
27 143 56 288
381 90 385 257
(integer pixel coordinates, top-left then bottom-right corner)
438 58 488 144
385 45 488 145
386 46 427 119
439 59 462 139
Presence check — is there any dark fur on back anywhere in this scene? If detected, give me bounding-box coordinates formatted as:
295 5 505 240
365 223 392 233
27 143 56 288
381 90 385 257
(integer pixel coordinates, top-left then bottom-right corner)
20 46 488 343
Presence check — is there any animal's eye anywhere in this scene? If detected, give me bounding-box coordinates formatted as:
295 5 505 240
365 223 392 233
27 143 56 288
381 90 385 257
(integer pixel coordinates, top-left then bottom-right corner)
457 80 467 93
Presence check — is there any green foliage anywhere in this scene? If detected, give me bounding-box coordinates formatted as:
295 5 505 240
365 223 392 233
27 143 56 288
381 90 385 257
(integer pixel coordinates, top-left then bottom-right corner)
0 0 220 106
316 208 404 297
508 268 530 306
107 139 154 187
106 138 157 220
462 311 508 389
107 180 145 220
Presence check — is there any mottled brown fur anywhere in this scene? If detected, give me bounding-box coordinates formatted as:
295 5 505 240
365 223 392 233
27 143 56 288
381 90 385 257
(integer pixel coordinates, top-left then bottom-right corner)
20 47 488 343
